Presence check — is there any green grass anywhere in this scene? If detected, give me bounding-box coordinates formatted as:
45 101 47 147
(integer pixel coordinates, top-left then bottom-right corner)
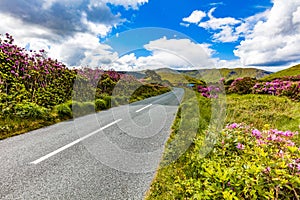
0 116 59 140
261 64 300 81
225 94 300 131
146 93 300 199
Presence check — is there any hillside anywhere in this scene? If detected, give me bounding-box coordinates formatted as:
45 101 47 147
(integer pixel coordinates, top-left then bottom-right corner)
261 64 300 81
178 68 272 82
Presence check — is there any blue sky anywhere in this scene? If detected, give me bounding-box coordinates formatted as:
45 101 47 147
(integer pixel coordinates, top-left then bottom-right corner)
1 0 300 71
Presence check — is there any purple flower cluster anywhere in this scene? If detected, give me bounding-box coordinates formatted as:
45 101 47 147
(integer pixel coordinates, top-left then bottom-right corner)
252 79 300 100
225 123 300 173
236 142 245 150
288 159 300 172
0 33 69 88
0 33 80 107
197 85 220 98
76 67 136 88
226 123 243 129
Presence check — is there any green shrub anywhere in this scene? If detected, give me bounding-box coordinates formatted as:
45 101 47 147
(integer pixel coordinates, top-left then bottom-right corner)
111 97 120 107
112 96 129 105
55 103 72 119
228 77 257 94
95 99 107 111
14 102 49 119
103 95 111 108
82 102 95 114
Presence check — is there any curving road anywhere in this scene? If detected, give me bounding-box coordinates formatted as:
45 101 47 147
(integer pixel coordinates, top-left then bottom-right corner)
0 88 184 199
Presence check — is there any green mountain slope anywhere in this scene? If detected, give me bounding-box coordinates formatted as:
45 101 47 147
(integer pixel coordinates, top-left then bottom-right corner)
178 68 272 82
261 64 300 81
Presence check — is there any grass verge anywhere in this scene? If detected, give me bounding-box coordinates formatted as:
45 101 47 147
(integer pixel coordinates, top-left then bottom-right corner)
146 93 300 199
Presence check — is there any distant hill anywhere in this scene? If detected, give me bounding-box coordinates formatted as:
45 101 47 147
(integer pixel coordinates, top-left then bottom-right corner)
178 68 272 82
260 64 300 81
118 71 145 79
156 72 190 85
118 67 273 84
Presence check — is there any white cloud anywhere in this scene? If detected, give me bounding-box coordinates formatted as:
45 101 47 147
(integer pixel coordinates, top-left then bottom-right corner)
109 37 216 71
199 8 240 29
80 12 114 37
213 59 291 72
212 26 239 42
0 12 116 67
182 10 206 24
89 0 148 10
197 8 241 42
235 10 269 36
234 0 300 66
0 0 149 68
180 22 190 27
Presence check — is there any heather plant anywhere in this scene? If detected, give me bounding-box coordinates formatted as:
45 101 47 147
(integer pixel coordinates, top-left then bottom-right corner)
0 33 77 109
253 79 300 101
228 77 257 94
149 123 300 199
197 85 221 98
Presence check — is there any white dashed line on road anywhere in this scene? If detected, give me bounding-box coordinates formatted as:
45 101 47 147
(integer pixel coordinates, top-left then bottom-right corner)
135 104 152 113
30 119 122 164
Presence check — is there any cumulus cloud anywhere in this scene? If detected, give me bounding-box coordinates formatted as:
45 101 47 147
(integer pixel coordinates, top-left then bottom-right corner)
109 37 216 71
234 0 300 66
0 0 148 67
182 10 206 24
198 8 241 42
183 7 268 43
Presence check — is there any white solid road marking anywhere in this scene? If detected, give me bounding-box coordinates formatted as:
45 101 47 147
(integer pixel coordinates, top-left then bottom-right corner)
30 119 122 165
135 104 152 113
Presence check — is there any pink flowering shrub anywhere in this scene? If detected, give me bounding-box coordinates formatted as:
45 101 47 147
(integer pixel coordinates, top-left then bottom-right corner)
0 33 78 108
175 123 300 199
197 85 221 98
228 77 257 94
253 79 300 101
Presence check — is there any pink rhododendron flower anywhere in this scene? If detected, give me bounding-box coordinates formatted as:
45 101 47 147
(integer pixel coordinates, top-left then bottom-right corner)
252 129 262 138
226 123 239 129
263 167 271 174
236 143 245 150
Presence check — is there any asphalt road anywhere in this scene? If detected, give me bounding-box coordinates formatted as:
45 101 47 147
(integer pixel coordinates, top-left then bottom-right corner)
0 88 184 200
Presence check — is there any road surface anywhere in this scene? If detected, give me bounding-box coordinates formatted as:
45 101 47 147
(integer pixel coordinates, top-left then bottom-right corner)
0 88 184 199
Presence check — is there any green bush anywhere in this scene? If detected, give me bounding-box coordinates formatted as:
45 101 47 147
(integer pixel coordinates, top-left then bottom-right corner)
112 96 129 105
82 102 95 114
95 99 107 111
228 77 257 94
14 102 49 119
71 101 95 116
103 95 112 108
111 97 120 107
55 103 72 119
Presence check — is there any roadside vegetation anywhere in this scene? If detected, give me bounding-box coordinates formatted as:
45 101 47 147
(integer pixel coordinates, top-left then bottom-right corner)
0 33 170 140
146 71 300 199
